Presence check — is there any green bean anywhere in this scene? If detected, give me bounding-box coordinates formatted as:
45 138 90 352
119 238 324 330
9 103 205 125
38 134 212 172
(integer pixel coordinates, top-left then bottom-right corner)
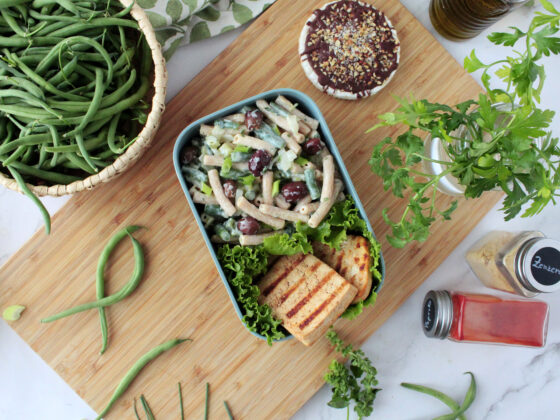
0 133 51 155
95 225 142 354
37 143 47 167
224 401 234 420
182 166 208 184
41 233 145 323
204 383 210 420
436 373 476 420
49 17 138 38
304 168 320 200
0 35 64 47
215 224 232 241
47 56 78 85
178 382 184 420
3 49 85 100
113 1 133 18
1 9 26 37
63 151 96 174
253 122 286 149
140 395 155 420
0 75 45 99
133 398 141 420
231 151 252 162
107 112 122 154
67 67 105 137
204 204 227 219
33 19 68 36
8 160 80 184
0 89 62 118
0 0 32 7
32 0 79 15
95 338 191 420
7 166 50 234
2 145 26 166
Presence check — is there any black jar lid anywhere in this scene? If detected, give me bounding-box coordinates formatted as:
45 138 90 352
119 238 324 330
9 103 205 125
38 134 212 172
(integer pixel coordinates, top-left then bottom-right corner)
422 290 453 339
516 238 560 293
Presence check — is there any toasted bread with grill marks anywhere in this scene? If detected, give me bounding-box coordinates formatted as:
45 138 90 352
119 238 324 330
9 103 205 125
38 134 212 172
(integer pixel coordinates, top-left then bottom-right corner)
312 235 372 303
258 253 357 346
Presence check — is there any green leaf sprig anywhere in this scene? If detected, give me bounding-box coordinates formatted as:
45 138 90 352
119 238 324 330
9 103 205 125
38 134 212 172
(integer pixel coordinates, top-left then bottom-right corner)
324 329 380 419
369 0 560 248
401 372 476 420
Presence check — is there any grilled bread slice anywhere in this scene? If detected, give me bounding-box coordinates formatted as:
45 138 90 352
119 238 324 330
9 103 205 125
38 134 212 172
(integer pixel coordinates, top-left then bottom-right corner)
258 253 357 346
312 235 372 303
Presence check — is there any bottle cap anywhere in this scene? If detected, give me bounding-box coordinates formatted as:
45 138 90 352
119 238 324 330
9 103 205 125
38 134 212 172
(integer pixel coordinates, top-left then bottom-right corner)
422 290 453 339
517 238 560 293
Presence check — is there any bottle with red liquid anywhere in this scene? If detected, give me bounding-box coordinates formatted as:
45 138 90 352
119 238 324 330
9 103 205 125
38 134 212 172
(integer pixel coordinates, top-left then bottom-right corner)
422 290 549 347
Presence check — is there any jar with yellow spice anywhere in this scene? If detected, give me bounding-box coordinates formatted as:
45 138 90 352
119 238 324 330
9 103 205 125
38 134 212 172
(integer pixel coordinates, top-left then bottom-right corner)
466 231 560 297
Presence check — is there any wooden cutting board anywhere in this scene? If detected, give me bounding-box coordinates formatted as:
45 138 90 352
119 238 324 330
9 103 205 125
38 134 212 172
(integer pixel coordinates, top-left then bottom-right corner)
0 1 501 418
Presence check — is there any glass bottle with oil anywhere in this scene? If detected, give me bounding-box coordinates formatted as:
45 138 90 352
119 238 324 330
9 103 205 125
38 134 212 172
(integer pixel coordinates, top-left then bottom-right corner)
429 0 529 40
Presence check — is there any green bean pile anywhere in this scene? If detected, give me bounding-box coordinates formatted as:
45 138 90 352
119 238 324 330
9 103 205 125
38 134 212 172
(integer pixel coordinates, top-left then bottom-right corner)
0 0 153 232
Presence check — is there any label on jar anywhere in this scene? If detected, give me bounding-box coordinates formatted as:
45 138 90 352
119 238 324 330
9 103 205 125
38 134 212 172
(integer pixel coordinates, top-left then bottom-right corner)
423 297 436 332
531 247 560 286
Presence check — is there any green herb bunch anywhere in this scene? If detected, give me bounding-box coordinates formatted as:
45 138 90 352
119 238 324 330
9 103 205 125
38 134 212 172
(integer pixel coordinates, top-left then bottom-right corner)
368 0 560 248
324 329 380 419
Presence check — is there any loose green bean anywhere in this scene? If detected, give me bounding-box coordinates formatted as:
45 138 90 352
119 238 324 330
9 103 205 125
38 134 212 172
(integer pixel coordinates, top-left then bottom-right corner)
204 383 210 420
178 382 184 420
224 401 234 420
96 226 142 354
41 233 145 323
140 395 156 420
95 338 191 420
7 166 50 234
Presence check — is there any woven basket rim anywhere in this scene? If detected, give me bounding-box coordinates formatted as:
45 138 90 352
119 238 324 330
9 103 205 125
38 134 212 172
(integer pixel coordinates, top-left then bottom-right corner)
0 0 167 197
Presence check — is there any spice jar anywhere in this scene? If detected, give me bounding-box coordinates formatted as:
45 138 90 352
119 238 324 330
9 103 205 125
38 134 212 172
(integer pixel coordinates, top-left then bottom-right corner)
422 290 549 347
466 231 560 297
429 0 530 40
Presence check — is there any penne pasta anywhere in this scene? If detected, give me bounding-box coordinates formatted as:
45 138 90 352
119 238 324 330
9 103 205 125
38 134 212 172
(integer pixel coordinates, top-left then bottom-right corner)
259 204 310 223
256 99 311 137
236 196 285 230
298 201 320 215
239 231 282 246
208 169 237 217
275 95 320 130
192 190 219 205
293 195 312 212
274 194 291 210
262 171 274 205
200 124 242 137
281 132 302 154
202 154 249 171
233 134 276 155
308 179 343 228
320 154 335 202
224 113 246 124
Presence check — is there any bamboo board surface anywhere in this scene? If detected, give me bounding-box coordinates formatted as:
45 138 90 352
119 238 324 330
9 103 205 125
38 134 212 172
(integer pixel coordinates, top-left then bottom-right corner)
0 1 501 418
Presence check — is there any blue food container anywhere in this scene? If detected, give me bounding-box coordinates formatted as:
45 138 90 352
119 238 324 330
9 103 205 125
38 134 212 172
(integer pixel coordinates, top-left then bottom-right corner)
173 88 385 342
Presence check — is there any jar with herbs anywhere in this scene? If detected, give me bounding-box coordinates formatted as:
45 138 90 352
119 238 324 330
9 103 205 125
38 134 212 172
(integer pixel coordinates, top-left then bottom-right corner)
466 231 560 297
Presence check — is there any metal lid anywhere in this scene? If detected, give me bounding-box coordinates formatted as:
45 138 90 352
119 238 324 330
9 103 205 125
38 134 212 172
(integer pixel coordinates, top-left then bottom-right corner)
516 238 560 293
422 290 453 339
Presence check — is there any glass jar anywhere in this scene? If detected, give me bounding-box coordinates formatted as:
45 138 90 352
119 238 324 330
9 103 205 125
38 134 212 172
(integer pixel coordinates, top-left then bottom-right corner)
466 231 560 297
429 0 529 41
422 290 549 347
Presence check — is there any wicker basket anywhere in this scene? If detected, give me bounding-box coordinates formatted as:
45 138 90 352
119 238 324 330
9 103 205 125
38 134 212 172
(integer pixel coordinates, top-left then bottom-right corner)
0 0 167 197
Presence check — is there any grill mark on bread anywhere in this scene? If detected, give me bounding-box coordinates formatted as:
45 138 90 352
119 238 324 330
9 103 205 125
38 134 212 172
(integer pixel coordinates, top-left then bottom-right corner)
299 283 347 330
334 252 344 272
279 275 307 305
286 271 335 318
262 254 306 297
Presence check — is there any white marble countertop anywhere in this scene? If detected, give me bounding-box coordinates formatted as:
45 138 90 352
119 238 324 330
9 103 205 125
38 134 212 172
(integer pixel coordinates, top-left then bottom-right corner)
1 2 559 419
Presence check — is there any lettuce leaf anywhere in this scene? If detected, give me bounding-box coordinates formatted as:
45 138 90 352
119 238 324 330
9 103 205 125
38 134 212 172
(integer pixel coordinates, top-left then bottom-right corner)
217 244 285 344
262 231 312 255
